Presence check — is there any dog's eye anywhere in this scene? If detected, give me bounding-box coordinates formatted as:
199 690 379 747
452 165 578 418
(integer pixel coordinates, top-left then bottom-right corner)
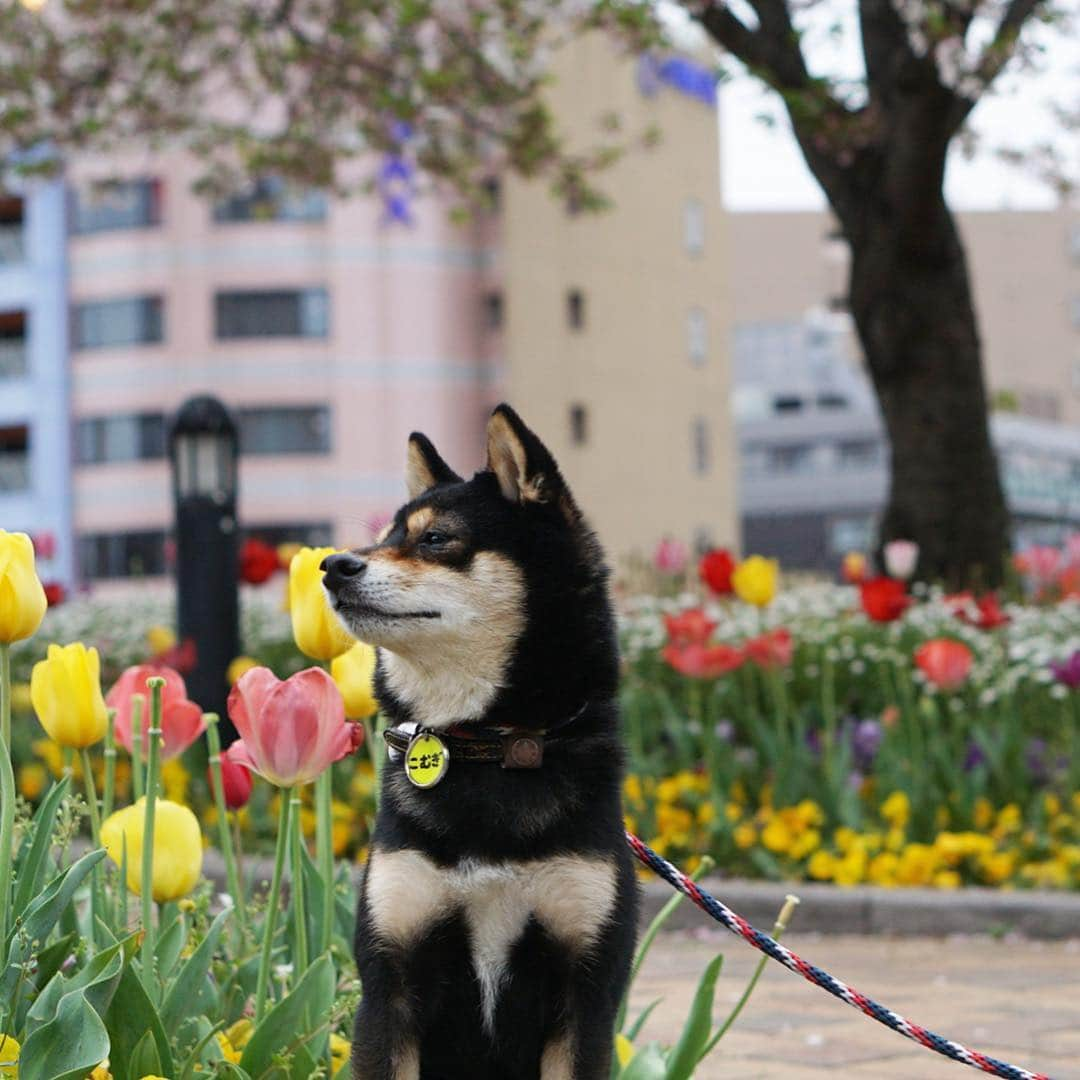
421 530 449 547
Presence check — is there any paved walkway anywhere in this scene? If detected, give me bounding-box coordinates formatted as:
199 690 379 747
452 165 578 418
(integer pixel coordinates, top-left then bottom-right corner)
636 930 1080 1078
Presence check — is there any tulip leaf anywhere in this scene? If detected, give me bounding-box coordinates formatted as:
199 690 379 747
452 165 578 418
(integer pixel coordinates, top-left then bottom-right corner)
17 989 111 1080
0 848 106 1003
161 908 230 1030
619 1041 667 1080
626 997 664 1042
238 954 335 1077
12 931 78 1031
662 953 724 1080
104 964 175 1080
27 937 125 1033
156 908 188 978
13 775 71 914
127 1029 163 1080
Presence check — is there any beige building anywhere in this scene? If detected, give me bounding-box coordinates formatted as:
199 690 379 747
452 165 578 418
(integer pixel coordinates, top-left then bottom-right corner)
503 34 735 559
729 208 1080 424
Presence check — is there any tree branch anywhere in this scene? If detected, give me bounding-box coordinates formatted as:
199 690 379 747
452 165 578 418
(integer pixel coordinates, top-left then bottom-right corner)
697 1 810 92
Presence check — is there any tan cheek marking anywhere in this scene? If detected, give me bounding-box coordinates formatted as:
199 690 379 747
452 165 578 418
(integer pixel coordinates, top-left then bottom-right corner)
540 1036 575 1080
530 856 617 953
365 848 452 943
373 523 392 545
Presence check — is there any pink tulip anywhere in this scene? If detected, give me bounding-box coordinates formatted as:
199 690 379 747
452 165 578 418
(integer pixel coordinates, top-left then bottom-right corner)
108 664 206 761
653 537 689 574
226 666 352 787
914 639 973 691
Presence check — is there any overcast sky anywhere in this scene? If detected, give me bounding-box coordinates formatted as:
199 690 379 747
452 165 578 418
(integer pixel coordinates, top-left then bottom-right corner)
716 11 1079 212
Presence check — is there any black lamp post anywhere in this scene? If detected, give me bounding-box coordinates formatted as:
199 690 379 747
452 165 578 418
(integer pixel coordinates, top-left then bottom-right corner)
169 395 240 741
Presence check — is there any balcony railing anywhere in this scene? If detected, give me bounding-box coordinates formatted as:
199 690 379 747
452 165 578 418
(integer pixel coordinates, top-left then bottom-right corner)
0 340 27 379
0 224 25 266
0 454 30 493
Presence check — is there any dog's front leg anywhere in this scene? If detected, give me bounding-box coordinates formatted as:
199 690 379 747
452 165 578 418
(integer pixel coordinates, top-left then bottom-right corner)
352 989 420 1080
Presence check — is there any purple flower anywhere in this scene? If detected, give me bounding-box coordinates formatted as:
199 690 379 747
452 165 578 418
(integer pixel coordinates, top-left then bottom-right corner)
851 719 883 770
848 770 865 791
1050 651 1080 690
963 741 986 772
1026 738 1049 784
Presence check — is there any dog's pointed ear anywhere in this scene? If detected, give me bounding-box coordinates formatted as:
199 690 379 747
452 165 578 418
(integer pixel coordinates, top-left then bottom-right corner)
485 404 565 507
406 433 462 500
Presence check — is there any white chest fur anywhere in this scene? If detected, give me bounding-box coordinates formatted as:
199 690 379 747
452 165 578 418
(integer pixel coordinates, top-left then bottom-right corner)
366 849 617 1031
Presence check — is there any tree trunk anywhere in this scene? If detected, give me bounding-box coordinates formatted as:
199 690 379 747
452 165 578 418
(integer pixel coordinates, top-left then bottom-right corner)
843 192 1010 588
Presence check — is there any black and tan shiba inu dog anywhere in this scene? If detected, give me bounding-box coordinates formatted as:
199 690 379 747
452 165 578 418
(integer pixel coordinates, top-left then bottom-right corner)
321 405 638 1080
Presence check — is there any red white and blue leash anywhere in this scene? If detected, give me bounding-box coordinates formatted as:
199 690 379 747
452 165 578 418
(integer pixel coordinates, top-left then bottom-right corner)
626 832 1052 1080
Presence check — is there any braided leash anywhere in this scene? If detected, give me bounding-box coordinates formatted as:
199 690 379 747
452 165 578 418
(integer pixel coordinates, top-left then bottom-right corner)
626 832 1052 1080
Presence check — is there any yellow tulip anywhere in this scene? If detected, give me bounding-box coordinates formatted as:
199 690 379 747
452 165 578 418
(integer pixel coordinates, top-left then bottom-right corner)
101 798 203 902
0 530 47 643
614 1033 635 1068
331 641 379 719
226 655 259 686
30 643 109 748
0 1034 18 1079
288 547 355 661
731 555 779 607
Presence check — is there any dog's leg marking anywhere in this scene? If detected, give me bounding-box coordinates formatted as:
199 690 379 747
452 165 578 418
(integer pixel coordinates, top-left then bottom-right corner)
391 1042 419 1080
365 849 451 943
540 1035 575 1080
531 855 617 953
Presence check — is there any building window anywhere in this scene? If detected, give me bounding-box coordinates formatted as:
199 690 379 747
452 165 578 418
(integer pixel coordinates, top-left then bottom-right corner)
0 424 29 492
75 413 166 465
566 289 585 330
773 396 804 413
244 521 334 548
768 443 815 474
683 198 705 256
827 294 850 313
691 417 710 474
73 296 164 350
569 404 588 445
0 194 24 266
687 307 708 366
837 439 884 470
212 176 327 224
215 288 329 340
483 291 504 331
237 405 331 455
79 530 166 579
72 179 162 234
816 393 848 410
0 311 27 380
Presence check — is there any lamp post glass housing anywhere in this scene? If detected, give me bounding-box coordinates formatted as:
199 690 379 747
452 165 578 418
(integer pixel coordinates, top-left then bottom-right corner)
169 396 240 737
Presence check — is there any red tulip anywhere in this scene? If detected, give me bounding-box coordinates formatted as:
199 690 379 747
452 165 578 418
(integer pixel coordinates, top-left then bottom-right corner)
108 664 206 761
951 592 1010 630
227 666 351 787
662 642 744 679
914 639 973 691
214 744 254 809
744 628 793 669
664 608 717 646
699 549 736 596
239 538 280 585
860 577 910 622
42 581 65 607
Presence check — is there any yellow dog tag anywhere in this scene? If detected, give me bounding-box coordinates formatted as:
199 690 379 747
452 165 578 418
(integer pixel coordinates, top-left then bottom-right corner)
405 732 449 788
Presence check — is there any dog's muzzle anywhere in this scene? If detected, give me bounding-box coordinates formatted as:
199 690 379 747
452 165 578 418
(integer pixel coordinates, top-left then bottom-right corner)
321 552 366 595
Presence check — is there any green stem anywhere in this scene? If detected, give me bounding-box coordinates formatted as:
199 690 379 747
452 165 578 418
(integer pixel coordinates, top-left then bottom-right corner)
140 678 165 1001
102 710 118 930
364 714 384 811
131 693 145 801
0 642 14 961
700 894 800 1058
255 789 293 1023
291 794 309 973
205 714 247 937
315 770 334 953
80 747 104 944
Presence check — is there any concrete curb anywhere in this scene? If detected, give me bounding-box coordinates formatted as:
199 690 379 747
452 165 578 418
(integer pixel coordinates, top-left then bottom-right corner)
203 850 1080 939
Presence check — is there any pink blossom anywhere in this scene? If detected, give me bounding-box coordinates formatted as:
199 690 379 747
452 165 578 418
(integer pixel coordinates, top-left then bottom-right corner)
653 537 689 575
226 666 352 787
108 664 205 761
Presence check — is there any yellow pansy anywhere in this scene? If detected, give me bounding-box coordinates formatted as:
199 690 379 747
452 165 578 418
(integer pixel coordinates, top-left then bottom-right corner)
807 851 835 880
330 1033 352 1074
734 822 757 850
0 530 47 643
331 641 379 720
288 547 355 661
30 642 109 748
101 798 203 902
880 791 911 829
731 555 779 607
0 1034 19 1079
146 624 176 656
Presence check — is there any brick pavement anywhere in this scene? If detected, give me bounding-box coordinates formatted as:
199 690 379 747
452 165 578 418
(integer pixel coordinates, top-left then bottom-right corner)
633 930 1080 1078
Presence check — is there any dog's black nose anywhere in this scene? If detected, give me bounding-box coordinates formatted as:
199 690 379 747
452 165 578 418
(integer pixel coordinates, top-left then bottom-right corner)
321 552 367 591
